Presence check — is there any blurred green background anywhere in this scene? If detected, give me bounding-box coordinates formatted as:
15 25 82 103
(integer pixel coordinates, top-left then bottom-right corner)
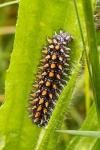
0 0 18 103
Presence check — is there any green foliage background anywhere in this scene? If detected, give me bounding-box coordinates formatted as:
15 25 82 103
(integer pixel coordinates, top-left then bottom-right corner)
0 0 100 150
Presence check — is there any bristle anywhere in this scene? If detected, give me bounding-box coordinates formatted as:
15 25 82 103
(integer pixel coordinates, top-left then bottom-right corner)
47 37 52 44
29 30 73 127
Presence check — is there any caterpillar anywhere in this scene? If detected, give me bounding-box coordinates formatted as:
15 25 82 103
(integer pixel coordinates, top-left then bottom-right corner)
29 30 73 127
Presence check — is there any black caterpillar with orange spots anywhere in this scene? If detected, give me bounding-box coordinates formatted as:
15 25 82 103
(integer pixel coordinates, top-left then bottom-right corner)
29 30 73 127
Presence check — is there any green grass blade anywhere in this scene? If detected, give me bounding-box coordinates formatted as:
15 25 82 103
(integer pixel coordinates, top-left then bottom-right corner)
73 0 92 115
66 104 98 150
57 130 100 138
91 2 100 147
0 0 18 8
81 0 100 123
85 63 91 113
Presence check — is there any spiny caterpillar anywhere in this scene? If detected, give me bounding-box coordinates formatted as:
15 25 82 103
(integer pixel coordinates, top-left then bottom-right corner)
29 30 73 127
